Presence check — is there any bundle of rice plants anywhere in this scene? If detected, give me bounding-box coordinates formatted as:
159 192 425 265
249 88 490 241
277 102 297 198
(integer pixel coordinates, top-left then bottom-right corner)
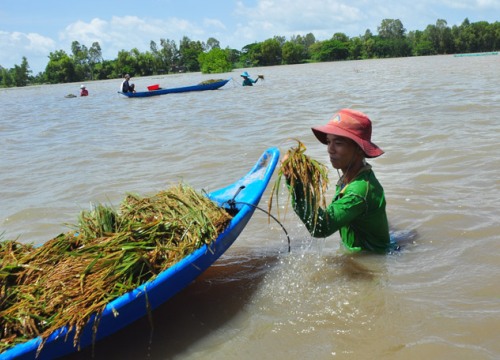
269 139 329 227
198 79 224 85
0 183 232 353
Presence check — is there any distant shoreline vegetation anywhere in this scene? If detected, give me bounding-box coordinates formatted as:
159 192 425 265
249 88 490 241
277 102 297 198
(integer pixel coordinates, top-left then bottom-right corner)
1 18 499 88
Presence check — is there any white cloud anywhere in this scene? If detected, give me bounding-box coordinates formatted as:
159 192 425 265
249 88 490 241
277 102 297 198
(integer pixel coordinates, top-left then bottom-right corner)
58 16 210 62
235 0 364 28
0 31 56 73
203 18 226 30
442 0 500 9
230 0 369 44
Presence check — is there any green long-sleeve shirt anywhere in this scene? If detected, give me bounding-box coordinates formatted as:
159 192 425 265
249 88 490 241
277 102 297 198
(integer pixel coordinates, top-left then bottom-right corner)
290 165 390 253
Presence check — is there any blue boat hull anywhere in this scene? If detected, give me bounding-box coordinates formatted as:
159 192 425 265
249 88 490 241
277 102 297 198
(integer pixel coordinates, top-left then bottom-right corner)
0 147 280 360
119 79 230 98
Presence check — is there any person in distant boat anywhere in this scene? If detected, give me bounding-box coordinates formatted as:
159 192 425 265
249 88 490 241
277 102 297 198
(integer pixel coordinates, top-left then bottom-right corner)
284 108 393 253
80 85 88 96
121 74 136 93
240 71 260 86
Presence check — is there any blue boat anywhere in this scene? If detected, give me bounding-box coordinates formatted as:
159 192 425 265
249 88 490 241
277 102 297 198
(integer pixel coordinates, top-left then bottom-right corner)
0 147 280 360
119 78 230 98
453 51 498 57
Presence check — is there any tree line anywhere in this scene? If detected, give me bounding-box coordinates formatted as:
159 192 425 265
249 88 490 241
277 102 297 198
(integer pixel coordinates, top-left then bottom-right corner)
1 18 498 88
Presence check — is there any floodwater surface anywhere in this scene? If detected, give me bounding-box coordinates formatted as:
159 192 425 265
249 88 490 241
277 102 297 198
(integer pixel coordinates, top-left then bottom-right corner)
1 54 499 359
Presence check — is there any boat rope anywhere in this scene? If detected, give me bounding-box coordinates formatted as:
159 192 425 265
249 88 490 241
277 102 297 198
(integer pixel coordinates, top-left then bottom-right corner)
225 186 291 253
237 201 291 253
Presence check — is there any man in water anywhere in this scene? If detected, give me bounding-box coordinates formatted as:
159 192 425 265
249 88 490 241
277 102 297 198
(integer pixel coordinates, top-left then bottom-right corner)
287 109 392 253
80 85 88 96
240 71 260 86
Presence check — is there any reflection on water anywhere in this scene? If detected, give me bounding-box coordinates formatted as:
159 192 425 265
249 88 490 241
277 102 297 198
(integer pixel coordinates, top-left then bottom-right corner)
66 249 386 360
66 251 279 359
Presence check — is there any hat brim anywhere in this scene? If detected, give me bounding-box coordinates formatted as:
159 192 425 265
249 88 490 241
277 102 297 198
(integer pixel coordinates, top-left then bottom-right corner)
312 124 384 158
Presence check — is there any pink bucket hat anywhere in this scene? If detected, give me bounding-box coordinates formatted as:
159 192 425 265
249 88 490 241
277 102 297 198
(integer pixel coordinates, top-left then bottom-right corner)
311 109 384 158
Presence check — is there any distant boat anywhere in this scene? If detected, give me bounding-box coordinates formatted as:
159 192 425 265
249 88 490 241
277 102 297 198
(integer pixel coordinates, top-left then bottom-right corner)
118 78 230 98
453 51 498 57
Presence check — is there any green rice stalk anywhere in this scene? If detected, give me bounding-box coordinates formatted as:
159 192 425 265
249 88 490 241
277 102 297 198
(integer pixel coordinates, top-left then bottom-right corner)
269 139 329 227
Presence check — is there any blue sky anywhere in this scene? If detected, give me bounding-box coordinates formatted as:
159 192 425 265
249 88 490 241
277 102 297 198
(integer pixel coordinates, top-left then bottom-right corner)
1 0 498 73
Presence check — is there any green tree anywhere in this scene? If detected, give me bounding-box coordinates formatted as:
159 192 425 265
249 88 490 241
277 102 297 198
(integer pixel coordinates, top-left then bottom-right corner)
132 49 156 76
423 19 454 54
467 21 497 52
373 19 412 57
206 37 221 51
198 47 232 73
310 38 349 62
332 32 349 42
378 19 406 39
260 38 282 65
408 30 436 56
282 41 305 64
302 33 317 48
290 33 316 59
436 19 454 54
115 49 139 77
179 36 203 72
8 57 32 86
369 37 394 58
88 42 103 79
493 22 500 50
273 35 287 47
158 38 179 73
45 50 77 83
413 40 435 56
93 59 116 80
71 41 89 81
1 67 13 87
226 48 241 66
348 37 364 60
240 43 262 67
360 30 375 58
149 40 166 74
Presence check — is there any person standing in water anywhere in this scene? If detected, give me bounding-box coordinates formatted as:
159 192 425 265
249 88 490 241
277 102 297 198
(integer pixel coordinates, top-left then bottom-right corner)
286 108 392 253
80 85 88 96
240 71 260 86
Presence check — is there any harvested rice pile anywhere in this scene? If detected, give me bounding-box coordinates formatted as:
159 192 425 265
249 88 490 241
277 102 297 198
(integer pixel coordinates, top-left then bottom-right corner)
0 184 232 353
198 79 224 85
269 139 329 226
